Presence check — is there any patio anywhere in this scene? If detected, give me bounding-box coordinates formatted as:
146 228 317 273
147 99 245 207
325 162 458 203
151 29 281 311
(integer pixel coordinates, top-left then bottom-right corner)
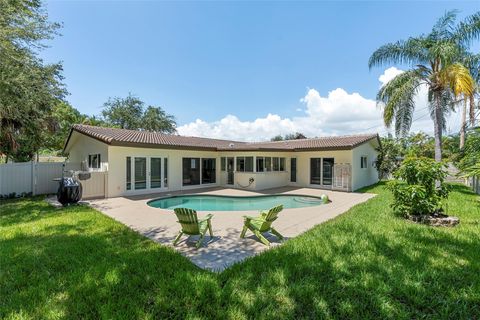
88 187 376 271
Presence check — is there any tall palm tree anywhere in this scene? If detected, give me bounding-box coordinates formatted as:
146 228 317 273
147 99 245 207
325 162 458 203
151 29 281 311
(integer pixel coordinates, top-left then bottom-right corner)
369 10 480 161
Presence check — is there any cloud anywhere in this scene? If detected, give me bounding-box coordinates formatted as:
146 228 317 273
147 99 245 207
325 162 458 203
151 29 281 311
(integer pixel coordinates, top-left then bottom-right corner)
177 68 461 141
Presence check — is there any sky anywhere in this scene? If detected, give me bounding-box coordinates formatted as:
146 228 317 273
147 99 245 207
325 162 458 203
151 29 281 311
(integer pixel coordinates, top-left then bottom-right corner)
42 1 480 141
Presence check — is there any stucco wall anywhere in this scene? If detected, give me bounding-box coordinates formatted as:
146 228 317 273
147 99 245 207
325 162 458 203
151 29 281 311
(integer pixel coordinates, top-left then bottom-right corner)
108 146 221 197
66 132 380 197
293 150 352 188
66 132 109 170
351 140 379 190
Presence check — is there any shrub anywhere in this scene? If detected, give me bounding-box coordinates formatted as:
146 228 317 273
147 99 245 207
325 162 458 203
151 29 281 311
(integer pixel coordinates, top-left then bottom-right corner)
387 157 450 217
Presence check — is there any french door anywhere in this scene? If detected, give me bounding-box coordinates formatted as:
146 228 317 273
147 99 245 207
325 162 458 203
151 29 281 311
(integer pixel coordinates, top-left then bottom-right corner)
127 156 168 191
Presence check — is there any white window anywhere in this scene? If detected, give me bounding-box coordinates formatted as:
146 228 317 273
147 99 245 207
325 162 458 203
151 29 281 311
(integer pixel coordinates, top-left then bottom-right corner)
361 156 368 169
88 154 101 169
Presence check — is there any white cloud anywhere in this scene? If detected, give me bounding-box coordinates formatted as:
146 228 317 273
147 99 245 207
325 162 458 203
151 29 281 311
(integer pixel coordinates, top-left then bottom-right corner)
177 68 462 141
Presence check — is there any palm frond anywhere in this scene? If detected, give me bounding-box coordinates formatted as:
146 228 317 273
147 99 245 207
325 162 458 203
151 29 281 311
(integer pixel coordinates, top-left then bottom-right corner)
439 63 475 97
377 70 424 136
431 10 458 40
368 37 429 69
452 11 480 45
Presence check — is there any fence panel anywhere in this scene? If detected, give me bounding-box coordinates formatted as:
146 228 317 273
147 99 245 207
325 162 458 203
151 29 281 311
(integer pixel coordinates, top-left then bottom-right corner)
0 162 91 197
35 163 64 195
0 162 34 196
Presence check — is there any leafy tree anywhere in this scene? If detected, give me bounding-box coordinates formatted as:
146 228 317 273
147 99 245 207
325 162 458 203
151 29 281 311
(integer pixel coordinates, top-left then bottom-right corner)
142 106 176 133
369 10 480 162
375 136 404 179
458 128 480 177
101 94 144 129
42 102 84 153
388 157 450 217
101 94 177 133
270 132 307 141
0 0 66 162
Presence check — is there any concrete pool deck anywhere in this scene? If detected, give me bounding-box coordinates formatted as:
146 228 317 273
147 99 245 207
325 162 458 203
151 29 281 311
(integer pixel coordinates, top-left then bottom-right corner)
88 187 376 271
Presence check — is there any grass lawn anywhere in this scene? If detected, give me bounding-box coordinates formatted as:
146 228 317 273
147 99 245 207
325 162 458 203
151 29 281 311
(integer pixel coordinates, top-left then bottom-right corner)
1 183 479 319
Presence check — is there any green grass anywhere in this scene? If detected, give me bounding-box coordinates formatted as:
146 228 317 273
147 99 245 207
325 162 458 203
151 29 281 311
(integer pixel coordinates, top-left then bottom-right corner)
1 183 479 319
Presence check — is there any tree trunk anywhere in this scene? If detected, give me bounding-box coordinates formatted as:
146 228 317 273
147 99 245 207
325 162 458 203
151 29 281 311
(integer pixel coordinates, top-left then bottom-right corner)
470 95 476 127
433 92 443 162
460 99 467 149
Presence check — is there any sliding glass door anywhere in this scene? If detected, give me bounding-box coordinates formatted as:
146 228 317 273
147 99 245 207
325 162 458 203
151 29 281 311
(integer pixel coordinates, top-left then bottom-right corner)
322 158 334 185
310 157 334 186
310 158 321 185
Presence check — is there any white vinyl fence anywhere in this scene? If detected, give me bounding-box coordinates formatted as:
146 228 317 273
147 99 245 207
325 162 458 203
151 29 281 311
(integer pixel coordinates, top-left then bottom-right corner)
470 176 480 195
0 162 106 199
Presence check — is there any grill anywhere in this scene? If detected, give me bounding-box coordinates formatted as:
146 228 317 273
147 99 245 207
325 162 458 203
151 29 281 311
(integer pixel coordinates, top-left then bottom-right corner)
57 177 82 206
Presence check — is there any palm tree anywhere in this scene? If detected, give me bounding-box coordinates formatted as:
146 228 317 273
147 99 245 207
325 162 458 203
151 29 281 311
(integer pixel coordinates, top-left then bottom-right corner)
369 10 480 161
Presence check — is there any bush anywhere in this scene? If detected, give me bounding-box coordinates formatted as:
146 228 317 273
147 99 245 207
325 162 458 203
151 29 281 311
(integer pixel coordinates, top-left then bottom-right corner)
387 157 450 217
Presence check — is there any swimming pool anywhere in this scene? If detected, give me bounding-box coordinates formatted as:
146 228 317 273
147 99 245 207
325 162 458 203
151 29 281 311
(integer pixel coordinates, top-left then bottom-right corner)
147 194 328 211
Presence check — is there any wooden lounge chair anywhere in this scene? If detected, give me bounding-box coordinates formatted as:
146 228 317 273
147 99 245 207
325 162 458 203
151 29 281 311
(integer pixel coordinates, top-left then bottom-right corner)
173 208 213 249
240 205 284 246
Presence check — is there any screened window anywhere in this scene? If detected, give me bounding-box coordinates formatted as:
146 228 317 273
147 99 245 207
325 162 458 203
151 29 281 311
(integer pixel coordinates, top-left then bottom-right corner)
236 157 253 172
88 154 101 169
256 157 265 172
202 158 216 184
126 157 131 190
183 158 200 185
273 157 280 171
236 157 245 172
134 157 147 189
280 158 285 171
361 156 368 169
221 157 226 171
265 157 272 171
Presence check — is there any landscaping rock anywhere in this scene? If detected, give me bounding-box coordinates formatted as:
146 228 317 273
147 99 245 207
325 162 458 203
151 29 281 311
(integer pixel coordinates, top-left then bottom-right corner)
408 214 460 227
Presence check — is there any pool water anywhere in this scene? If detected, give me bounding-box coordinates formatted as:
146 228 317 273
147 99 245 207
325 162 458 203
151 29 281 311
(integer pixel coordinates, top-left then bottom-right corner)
147 194 326 211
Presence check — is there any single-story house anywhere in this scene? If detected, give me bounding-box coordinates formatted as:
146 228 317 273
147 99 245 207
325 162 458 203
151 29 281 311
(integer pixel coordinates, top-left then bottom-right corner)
64 124 380 198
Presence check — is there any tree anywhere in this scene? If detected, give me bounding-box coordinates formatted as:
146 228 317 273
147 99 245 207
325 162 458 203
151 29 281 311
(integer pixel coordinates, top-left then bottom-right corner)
270 132 307 141
0 0 66 162
369 10 480 162
101 94 177 133
142 106 176 133
101 94 144 129
42 102 85 153
375 136 404 179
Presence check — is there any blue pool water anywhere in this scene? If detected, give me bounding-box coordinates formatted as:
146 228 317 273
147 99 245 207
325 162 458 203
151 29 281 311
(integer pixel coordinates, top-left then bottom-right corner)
147 194 326 211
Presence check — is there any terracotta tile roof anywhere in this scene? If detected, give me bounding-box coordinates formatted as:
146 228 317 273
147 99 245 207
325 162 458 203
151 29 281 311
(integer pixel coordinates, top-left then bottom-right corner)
67 124 379 151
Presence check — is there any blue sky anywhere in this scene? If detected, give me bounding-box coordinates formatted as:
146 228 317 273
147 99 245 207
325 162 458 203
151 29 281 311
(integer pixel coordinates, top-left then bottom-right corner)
43 1 479 140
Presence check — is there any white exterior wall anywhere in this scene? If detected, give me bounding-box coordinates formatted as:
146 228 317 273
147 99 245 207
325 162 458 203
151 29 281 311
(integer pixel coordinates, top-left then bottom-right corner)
218 151 292 191
351 140 379 190
293 150 353 189
66 131 109 171
107 146 221 197
65 132 380 197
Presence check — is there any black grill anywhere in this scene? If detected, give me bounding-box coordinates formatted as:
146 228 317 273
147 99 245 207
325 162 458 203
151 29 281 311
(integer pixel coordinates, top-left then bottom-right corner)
57 177 82 206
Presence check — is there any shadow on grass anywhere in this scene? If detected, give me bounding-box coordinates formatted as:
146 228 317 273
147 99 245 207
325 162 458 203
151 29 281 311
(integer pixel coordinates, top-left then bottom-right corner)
1 190 479 319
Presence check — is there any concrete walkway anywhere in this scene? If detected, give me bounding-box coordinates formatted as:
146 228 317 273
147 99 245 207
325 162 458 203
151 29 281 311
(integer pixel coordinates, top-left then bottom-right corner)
88 187 375 271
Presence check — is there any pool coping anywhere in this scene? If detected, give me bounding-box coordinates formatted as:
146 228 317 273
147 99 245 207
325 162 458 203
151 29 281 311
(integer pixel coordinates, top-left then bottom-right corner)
146 193 329 210
87 187 376 271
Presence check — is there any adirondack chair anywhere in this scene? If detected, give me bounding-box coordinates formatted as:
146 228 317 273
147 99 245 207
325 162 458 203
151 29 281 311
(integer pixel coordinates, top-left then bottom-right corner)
240 205 284 246
173 208 213 249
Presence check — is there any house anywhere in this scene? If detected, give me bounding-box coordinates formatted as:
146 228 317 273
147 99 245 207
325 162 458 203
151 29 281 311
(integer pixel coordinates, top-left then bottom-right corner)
63 125 380 198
